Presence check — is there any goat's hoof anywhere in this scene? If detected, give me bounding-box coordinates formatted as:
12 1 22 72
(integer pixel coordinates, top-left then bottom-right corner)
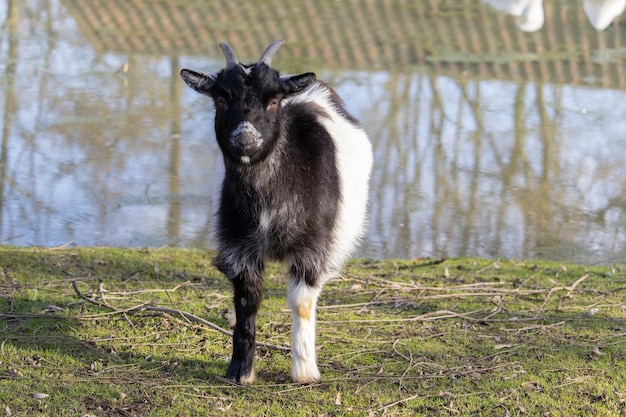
292 374 321 385
238 370 257 385
226 362 256 385
291 365 321 384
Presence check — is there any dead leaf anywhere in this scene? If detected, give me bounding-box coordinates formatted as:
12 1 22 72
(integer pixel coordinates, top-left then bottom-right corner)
521 381 541 393
33 392 49 400
591 347 606 358
335 391 342 406
494 344 514 350
42 304 64 313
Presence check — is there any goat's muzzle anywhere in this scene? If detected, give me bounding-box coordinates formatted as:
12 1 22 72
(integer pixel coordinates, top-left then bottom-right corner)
230 121 264 160
236 132 262 153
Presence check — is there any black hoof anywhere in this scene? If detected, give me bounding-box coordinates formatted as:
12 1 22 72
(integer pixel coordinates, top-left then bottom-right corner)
226 360 256 385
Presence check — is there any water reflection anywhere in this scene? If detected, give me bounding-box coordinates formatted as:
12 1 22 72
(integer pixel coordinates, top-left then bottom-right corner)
365 73 626 261
1 0 625 264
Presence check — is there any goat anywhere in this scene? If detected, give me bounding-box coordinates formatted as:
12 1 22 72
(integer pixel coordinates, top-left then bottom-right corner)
180 40 373 384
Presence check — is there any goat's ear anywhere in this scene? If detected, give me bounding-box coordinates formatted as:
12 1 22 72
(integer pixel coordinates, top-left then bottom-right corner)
280 72 316 94
180 69 216 95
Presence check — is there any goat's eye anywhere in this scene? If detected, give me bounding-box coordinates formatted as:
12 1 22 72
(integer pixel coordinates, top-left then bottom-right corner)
216 97 227 108
267 98 279 110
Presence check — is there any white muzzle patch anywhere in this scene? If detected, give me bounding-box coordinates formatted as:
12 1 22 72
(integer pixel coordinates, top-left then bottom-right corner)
230 121 263 143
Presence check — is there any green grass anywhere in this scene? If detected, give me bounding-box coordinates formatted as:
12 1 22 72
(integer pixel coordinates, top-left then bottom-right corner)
1 246 625 416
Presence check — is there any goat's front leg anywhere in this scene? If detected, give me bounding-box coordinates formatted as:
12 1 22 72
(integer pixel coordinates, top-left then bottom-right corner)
224 268 263 385
288 278 322 384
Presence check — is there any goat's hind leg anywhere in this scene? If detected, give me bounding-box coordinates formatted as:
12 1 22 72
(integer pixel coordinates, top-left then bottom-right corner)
288 278 322 384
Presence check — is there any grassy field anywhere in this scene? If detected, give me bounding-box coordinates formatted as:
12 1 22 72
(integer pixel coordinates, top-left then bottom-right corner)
0 246 625 416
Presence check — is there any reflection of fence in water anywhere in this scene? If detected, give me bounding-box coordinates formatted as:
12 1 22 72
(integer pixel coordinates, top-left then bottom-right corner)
62 0 626 89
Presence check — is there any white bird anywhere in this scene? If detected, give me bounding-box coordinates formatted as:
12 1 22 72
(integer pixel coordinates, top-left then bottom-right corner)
584 0 626 30
483 0 545 32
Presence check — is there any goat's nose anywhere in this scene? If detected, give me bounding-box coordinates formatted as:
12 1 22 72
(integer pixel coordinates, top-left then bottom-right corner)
237 131 257 148
231 121 263 152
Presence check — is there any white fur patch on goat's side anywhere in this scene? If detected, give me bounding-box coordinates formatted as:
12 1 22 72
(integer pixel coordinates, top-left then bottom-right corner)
283 82 331 110
286 81 373 278
288 280 322 383
328 114 373 272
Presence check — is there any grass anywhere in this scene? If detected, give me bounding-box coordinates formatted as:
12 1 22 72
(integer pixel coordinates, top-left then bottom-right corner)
1 246 625 416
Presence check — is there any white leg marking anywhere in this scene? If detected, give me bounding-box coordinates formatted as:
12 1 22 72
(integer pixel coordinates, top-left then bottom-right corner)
288 280 322 383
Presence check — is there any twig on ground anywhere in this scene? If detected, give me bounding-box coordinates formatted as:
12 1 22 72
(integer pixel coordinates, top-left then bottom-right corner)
41 241 76 251
504 321 566 333
536 274 590 317
320 309 488 325
71 280 290 352
376 393 422 414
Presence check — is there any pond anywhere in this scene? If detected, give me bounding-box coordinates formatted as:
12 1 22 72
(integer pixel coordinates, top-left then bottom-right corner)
1 0 625 264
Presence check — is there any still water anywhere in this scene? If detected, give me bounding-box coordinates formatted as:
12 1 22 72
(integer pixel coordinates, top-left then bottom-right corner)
1 0 625 264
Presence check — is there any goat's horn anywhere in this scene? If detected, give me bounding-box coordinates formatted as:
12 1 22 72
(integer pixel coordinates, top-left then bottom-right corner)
219 42 239 67
258 40 285 66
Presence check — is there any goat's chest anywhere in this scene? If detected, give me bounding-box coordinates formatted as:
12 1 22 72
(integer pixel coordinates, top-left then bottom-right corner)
256 200 301 256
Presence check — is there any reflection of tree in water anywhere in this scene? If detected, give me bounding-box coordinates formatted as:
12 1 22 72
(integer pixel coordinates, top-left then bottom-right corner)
363 70 624 261
0 0 18 240
0 0 217 247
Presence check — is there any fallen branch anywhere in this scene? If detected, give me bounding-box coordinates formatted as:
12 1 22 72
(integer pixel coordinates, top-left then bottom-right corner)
71 280 290 352
319 309 488 324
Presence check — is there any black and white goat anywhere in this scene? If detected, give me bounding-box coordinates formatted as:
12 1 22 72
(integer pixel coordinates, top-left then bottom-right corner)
180 40 372 384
